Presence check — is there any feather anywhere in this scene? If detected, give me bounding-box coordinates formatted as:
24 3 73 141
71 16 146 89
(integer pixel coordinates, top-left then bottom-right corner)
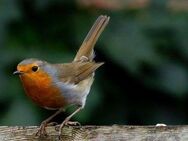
74 15 110 62
55 62 104 84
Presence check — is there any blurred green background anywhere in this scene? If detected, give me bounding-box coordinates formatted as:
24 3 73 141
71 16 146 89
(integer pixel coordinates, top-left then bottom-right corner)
1 0 188 126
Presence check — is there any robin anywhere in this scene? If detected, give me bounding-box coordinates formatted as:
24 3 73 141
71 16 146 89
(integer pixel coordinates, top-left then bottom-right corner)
13 15 110 137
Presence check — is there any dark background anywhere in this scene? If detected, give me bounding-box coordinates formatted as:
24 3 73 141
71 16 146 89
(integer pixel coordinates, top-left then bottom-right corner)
1 0 188 126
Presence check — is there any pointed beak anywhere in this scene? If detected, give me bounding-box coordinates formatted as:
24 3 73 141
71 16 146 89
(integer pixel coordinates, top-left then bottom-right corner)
13 70 23 75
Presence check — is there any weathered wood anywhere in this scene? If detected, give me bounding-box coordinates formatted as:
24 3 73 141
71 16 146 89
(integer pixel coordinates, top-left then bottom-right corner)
0 125 188 141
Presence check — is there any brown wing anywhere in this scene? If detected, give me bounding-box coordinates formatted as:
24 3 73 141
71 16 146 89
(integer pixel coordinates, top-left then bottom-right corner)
56 62 104 84
74 15 110 62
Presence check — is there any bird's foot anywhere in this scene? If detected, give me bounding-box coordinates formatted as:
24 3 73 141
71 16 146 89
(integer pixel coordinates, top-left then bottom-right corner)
58 120 81 139
36 121 48 137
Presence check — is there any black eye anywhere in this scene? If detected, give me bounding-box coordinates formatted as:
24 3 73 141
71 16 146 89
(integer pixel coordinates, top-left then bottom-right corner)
32 66 38 72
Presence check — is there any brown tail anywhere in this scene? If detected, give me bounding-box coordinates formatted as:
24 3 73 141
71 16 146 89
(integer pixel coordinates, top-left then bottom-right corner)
74 15 110 62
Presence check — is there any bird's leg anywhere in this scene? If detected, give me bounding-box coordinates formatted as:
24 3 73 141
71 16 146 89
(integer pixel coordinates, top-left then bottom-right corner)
36 108 64 137
58 106 82 136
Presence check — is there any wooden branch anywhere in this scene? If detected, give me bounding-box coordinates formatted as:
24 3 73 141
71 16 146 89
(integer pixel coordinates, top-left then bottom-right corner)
0 125 188 141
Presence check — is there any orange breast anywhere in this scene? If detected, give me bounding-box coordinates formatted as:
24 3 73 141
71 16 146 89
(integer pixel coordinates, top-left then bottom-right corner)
20 71 66 109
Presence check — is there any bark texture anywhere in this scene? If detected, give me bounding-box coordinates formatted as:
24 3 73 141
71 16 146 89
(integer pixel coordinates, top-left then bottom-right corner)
0 125 187 141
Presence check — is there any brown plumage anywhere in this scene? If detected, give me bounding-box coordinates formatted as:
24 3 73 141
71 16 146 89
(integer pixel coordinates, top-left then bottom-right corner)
14 15 110 137
74 15 110 61
56 62 104 84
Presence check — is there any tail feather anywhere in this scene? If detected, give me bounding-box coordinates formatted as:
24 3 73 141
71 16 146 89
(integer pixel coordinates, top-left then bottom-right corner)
74 15 110 62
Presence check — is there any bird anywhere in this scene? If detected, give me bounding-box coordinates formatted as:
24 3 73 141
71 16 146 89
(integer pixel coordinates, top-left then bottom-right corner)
13 15 110 137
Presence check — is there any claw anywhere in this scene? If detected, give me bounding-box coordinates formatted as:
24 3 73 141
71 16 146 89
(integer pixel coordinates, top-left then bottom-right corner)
35 122 48 137
35 121 59 137
65 121 81 126
58 107 82 139
58 120 81 139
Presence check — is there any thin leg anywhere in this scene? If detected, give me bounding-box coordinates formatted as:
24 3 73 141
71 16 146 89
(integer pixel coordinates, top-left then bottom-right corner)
59 107 82 136
36 108 64 137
